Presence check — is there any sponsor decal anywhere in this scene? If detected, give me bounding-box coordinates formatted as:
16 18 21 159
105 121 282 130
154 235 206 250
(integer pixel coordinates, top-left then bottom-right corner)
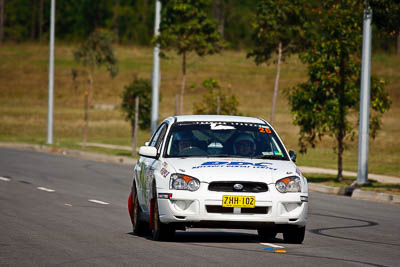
160 168 170 178
192 161 277 171
162 162 168 168
258 125 270 129
262 151 274 156
296 167 302 176
210 123 236 130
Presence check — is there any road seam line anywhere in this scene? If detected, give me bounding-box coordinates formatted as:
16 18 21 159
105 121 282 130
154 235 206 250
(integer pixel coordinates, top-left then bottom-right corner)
88 199 109 205
260 243 285 248
37 187 55 192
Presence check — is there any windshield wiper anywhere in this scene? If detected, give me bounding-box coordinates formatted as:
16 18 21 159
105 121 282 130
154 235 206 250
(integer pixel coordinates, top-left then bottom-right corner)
208 154 231 157
255 155 284 160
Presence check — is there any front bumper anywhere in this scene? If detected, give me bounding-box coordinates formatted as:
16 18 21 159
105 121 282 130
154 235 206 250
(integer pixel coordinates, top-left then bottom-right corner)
157 185 308 229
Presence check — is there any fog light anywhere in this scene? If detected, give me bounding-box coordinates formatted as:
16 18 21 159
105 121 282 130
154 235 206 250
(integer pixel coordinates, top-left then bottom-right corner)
174 200 187 211
158 193 172 199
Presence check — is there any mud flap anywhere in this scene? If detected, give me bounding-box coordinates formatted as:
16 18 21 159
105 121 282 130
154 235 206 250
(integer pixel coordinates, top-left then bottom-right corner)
128 191 133 224
149 198 155 230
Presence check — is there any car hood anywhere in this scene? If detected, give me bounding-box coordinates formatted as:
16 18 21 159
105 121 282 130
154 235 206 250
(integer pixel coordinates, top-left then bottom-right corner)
163 157 299 184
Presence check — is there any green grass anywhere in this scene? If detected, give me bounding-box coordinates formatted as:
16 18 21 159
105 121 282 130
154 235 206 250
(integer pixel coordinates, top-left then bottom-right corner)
0 43 399 177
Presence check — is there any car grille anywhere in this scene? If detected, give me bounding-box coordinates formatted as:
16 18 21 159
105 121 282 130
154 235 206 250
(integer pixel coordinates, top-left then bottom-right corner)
208 181 268 193
206 205 268 214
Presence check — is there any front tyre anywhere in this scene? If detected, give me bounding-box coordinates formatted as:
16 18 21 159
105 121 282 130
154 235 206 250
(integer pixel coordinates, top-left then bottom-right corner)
132 187 147 235
257 228 277 242
283 226 305 244
152 195 175 241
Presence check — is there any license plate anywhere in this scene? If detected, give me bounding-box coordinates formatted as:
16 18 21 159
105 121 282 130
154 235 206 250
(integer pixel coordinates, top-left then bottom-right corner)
222 195 255 208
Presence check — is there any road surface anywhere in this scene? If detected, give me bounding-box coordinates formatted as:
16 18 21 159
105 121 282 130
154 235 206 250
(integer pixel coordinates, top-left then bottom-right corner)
0 147 399 266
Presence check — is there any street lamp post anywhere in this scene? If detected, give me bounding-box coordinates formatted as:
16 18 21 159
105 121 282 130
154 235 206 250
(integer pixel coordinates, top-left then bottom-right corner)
47 0 55 144
151 0 161 135
357 5 372 185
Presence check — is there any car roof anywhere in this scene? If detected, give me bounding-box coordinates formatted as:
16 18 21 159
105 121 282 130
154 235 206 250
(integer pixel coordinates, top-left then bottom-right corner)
172 115 266 124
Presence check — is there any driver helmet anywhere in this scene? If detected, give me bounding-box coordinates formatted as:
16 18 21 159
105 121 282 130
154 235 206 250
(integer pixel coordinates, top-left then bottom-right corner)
233 134 256 156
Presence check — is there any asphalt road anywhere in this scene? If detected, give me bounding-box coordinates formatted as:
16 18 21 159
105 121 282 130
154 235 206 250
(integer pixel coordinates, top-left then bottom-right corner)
0 147 399 266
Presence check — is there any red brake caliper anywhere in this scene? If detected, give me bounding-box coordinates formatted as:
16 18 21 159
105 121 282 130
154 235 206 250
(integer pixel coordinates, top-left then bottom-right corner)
149 198 155 230
128 191 134 224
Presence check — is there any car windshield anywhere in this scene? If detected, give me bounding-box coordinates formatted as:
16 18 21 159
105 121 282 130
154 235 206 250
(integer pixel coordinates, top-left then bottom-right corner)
164 121 289 160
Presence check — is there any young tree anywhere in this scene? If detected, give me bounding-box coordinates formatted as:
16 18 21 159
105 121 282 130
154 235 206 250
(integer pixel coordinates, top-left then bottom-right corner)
38 0 43 41
74 30 118 147
0 0 4 44
121 77 153 156
369 0 400 54
212 0 225 38
248 0 305 126
193 78 241 115
287 0 391 181
112 0 120 43
155 0 225 114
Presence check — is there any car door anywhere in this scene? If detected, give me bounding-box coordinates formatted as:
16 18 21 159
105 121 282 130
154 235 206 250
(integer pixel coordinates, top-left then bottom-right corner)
138 123 168 212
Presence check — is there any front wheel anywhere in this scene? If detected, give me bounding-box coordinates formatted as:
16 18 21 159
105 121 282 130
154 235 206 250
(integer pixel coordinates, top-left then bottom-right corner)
257 228 277 242
283 226 305 244
152 196 175 241
132 188 147 235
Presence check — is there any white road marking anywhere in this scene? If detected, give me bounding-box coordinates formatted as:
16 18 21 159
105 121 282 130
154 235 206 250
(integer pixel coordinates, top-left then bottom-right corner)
0 177 11 182
64 203 72 207
37 187 55 192
260 243 285 248
88 199 109 205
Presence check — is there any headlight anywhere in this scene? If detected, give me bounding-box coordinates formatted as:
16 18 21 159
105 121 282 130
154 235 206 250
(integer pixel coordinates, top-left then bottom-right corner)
170 174 200 191
275 176 301 193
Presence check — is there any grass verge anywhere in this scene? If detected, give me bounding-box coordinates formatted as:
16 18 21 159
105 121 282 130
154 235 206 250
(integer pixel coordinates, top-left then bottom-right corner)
0 43 399 177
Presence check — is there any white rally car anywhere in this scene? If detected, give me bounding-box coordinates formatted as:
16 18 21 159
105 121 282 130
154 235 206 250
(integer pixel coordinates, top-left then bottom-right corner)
128 115 308 243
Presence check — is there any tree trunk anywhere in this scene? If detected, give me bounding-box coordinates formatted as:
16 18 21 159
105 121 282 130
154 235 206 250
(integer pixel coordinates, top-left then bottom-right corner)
270 41 282 126
337 130 344 182
175 94 178 115
83 90 89 148
39 0 43 42
31 0 37 40
132 96 139 156
83 70 94 148
336 52 346 182
216 95 221 115
113 0 120 43
0 0 4 44
397 29 400 55
213 0 224 38
179 51 186 115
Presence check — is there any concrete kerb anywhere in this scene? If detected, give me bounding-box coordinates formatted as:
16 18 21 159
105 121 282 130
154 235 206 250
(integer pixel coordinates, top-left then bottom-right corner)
301 166 400 205
351 189 395 203
1 142 398 205
308 183 345 195
308 180 399 205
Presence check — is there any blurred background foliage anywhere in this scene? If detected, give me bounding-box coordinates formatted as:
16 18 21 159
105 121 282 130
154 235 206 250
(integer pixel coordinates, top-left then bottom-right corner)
2 0 397 52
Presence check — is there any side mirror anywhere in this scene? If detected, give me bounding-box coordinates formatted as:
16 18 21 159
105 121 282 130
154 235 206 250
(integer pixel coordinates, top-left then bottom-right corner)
145 141 150 146
139 146 158 159
289 150 297 163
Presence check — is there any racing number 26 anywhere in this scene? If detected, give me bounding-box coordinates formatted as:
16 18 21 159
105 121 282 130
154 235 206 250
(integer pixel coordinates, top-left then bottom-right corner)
259 127 271 134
